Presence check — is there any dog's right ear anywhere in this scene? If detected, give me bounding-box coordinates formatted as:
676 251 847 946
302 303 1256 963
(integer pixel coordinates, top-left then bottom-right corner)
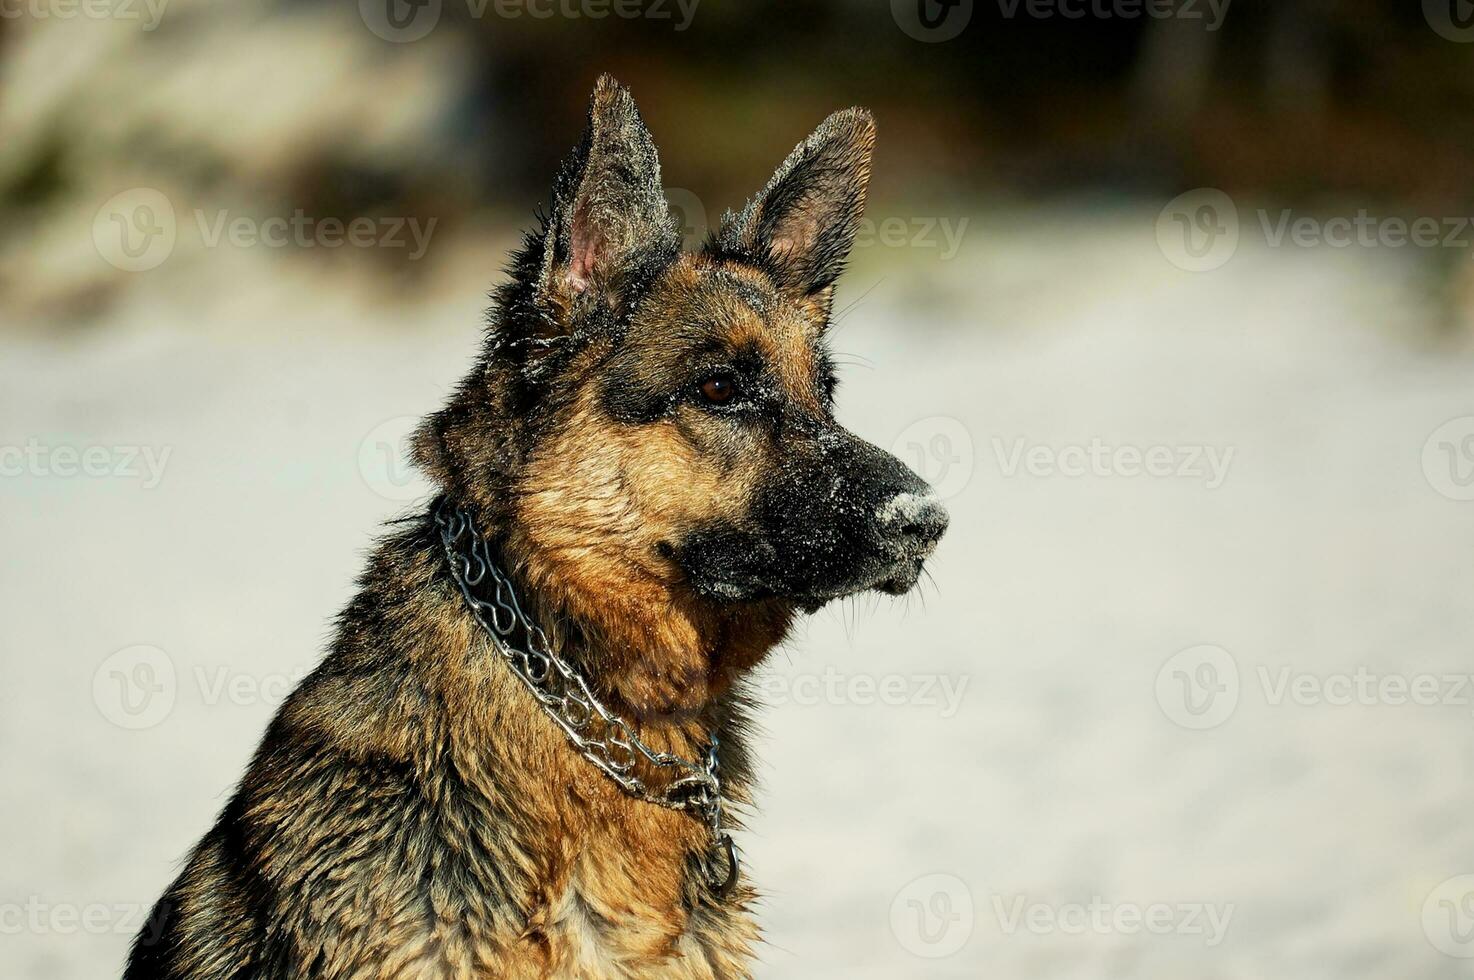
532 74 679 314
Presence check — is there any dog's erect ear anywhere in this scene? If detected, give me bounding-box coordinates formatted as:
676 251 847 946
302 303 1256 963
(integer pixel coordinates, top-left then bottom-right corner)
539 75 678 303
710 107 875 297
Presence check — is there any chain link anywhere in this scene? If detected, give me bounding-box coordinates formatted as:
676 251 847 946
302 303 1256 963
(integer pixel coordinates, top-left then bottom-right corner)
434 497 737 895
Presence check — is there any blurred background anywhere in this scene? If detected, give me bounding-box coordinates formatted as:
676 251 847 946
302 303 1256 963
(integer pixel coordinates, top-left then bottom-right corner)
4 0 1474 977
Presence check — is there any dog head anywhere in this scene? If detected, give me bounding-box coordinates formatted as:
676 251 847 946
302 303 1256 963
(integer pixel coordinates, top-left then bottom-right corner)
415 76 947 698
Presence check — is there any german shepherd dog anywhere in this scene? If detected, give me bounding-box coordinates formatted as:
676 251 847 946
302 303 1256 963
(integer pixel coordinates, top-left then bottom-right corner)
125 75 947 980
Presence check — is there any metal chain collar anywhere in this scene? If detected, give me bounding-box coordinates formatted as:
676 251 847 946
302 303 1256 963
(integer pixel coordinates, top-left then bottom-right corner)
434 497 739 897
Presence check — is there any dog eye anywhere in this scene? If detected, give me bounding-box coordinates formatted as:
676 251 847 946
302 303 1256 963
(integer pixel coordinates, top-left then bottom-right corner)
699 376 738 405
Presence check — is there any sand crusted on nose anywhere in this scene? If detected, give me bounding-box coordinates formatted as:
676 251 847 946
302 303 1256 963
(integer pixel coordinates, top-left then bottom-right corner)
878 490 948 555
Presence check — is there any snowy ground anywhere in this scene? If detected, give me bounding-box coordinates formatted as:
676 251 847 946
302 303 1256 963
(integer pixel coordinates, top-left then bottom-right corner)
4 204 1474 979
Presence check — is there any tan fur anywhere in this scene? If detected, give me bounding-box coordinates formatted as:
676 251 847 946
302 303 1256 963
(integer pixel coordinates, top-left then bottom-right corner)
514 386 791 719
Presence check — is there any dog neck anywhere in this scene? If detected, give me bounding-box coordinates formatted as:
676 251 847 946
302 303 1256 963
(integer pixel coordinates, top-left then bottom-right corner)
491 514 795 729
434 500 753 893
396 510 750 944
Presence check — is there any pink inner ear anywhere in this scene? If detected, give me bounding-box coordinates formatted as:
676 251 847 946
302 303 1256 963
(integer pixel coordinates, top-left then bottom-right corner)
768 211 820 265
568 202 601 293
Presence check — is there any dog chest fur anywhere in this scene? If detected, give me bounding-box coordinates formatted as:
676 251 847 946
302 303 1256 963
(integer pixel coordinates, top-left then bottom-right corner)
129 521 759 980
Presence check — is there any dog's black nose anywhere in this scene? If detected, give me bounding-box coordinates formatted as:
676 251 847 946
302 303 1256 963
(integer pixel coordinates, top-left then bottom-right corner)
878 491 950 553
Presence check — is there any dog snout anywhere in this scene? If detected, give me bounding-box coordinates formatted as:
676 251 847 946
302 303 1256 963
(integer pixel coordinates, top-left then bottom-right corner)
877 490 949 555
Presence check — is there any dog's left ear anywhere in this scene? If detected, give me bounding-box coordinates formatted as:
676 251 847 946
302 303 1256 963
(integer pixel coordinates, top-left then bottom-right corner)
539 75 679 306
709 107 876 299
